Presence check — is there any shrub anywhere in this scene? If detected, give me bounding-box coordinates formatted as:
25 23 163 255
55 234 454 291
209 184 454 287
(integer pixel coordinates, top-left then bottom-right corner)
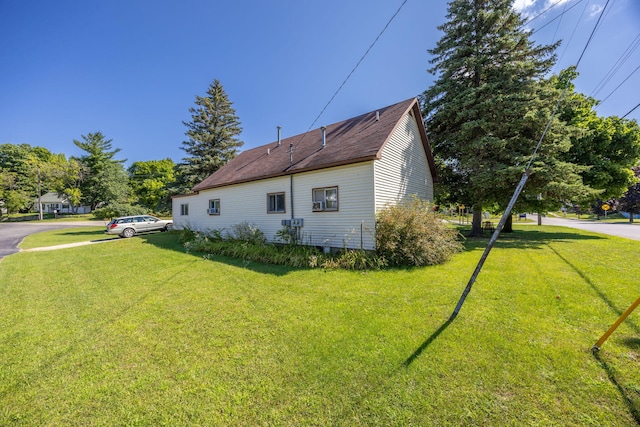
376 198 463 266
230 221 266 245
92 203 147 220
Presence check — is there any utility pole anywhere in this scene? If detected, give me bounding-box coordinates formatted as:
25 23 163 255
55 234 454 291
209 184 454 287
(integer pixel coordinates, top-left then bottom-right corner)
37 166 43 221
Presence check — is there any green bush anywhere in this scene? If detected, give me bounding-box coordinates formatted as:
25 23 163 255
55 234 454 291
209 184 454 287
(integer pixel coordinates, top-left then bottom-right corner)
376 198 463 266
179 225 386 270
231 221 266 245
92 203 147 220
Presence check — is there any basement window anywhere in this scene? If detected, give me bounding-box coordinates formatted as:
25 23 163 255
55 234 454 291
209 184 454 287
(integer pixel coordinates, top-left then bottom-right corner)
312 186 338 211
267 192 285 213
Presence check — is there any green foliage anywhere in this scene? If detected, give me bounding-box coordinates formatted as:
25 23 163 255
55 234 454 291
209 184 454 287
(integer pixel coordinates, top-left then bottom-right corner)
128 158 176 212
561 103 640 200
73 132 130 209
178 79 244 189
619 166 640 222
179 226 386 270
376 198 462 266
421 0 579 235
0 143 56 211
230 221 266 245
91 203 147 220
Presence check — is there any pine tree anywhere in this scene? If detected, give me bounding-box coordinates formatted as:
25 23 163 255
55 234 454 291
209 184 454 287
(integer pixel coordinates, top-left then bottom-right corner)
179 79 243 190
421 0 570 236
73 132 129 210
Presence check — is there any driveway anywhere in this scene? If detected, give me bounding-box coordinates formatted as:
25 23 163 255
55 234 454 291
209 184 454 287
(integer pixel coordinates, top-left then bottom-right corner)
0 221 104 260
530 214 640 241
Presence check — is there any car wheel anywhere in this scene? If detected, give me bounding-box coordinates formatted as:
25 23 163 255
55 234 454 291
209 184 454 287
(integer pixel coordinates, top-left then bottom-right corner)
164 223 173 232
122 227 135 238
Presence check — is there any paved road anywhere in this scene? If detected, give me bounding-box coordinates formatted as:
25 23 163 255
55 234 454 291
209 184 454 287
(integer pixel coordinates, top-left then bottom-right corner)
531 214 640 241
0 221 104 260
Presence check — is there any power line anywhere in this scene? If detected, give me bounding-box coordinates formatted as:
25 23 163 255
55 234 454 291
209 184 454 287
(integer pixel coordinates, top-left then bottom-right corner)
591 32 640 98
530 0 588 35
598 64 640 105
622 103 640 119
304 0 409 133
451 0 612 319
575 0 610 67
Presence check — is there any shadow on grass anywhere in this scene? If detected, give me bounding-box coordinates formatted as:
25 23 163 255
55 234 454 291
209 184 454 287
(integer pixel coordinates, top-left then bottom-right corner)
138 232 296 277
593 350 640 424
403 318 454 367
460 228 604 252
547 245 640 336
56 229 105 237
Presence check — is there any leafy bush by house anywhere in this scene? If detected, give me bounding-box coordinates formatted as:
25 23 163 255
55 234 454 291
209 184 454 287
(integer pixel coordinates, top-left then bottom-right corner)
376 198 463 266
180 226 385 270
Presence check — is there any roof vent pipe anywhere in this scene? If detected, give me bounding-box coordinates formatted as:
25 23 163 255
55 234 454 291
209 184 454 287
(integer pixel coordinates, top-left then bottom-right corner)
277 126 282 146
321 126 326 148
376 111 380 121
289 143 293 166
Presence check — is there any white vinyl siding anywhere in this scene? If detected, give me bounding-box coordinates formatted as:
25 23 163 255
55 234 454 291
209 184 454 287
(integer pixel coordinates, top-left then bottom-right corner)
293 163 375 250
172 163 376 250
374 112 433 211
171 112 434 252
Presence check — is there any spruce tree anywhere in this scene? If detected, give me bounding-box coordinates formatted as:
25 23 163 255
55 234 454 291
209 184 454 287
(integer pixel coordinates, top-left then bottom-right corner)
422 0 568 236
73 132 129 210
179 79 243 189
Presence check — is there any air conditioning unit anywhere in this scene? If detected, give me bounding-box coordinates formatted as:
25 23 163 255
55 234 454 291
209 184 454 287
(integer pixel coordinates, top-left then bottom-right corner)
312 201 324 211
208 208 219 215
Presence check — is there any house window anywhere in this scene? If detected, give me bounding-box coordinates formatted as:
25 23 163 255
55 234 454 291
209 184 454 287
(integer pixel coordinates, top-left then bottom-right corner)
180 203 189 216
208 199 220 215
267 192 285 213
312 186 338 211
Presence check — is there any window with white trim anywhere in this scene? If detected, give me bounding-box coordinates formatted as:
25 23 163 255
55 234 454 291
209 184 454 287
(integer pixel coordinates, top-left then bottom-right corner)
208 199 220 215
312 186 338 211
180 203 189 216
267 192 285 213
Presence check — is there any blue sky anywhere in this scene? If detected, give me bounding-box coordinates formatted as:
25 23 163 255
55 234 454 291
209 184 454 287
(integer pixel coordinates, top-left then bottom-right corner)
1 0 638 165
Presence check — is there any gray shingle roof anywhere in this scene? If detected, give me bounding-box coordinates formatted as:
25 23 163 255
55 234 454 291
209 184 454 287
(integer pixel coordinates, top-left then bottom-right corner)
192 97 435 192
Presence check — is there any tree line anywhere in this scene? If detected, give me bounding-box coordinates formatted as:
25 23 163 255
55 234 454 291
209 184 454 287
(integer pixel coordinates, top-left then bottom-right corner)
0 79 242 218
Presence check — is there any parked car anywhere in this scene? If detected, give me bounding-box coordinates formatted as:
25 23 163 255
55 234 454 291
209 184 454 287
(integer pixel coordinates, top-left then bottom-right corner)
105 215 173 238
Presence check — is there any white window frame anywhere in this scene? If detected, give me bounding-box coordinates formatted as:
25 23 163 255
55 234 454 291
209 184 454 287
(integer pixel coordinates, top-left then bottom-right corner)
208 199 220 215
180 203 189 216
267 192 286 214
312 186 338 212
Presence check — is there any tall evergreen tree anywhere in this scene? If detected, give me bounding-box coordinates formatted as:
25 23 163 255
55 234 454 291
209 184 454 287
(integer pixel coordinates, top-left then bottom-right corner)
179 79 243 190
422 0 576 236
73 132 129 209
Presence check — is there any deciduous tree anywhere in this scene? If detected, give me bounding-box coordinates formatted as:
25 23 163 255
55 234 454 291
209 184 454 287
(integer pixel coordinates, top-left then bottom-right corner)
128 158 176 212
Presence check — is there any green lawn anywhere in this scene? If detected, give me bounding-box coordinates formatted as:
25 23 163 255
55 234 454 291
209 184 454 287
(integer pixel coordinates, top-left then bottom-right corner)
1 227 639 425
18 226 111 249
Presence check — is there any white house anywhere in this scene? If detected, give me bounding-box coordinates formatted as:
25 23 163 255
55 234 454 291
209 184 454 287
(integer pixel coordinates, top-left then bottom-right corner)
172 98 437 250
33 192 91 214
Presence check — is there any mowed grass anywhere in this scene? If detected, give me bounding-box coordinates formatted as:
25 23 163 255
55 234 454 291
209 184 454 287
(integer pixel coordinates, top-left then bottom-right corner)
18 226 111 249
1 227 640 425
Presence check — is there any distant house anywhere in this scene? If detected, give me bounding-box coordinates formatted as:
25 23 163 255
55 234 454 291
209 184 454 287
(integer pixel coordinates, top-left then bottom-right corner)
34 192 91 214
172 98 437 250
